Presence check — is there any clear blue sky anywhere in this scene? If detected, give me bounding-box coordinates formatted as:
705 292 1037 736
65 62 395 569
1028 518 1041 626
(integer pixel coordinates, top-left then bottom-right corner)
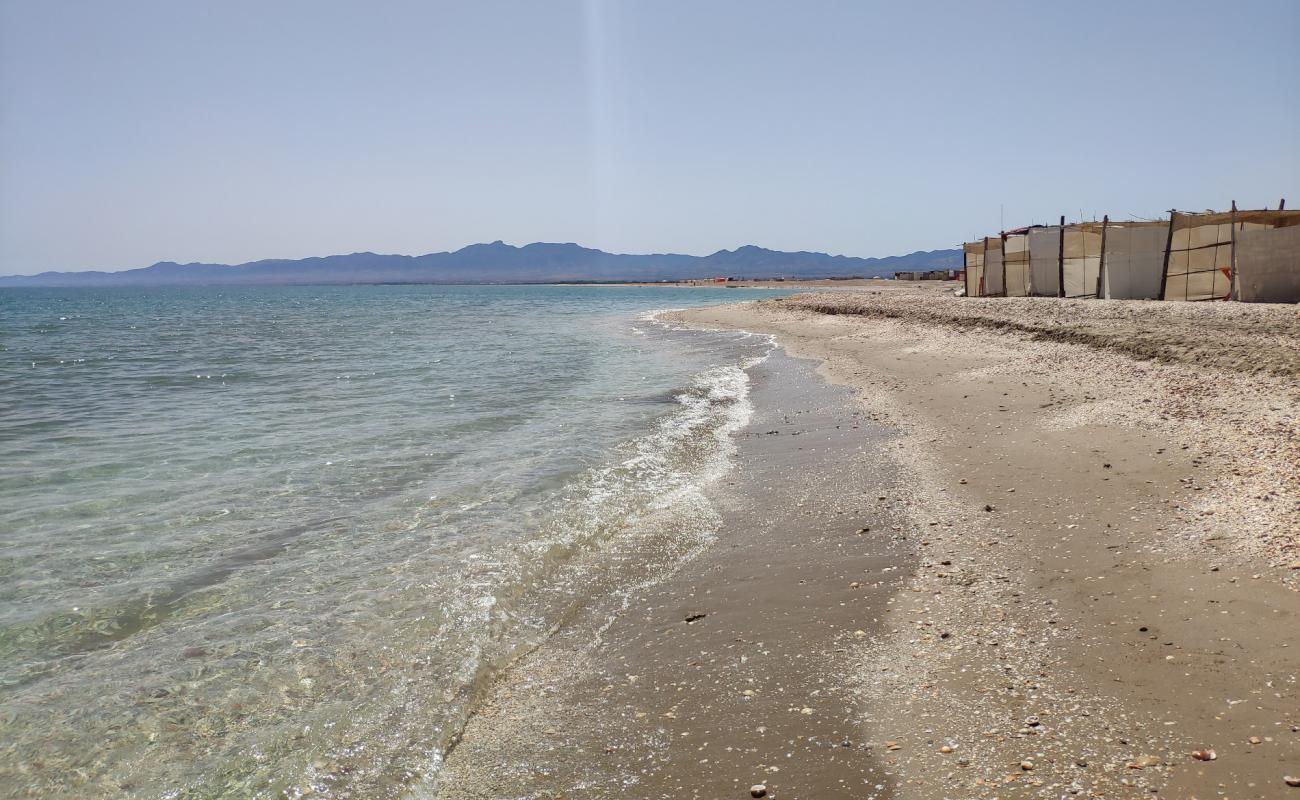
1 0 1297 274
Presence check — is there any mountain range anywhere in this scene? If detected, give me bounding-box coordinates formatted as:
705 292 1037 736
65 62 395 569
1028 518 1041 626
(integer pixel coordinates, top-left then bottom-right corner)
0 242 961 287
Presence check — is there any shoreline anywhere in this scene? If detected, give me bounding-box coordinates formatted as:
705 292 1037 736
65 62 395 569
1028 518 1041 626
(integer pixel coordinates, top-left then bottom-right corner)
437 289 1299 798
668 293 1299 797
438 348 917 798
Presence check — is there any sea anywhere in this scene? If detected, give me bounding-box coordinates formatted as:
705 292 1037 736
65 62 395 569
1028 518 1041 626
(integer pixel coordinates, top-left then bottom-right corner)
0 284 788 799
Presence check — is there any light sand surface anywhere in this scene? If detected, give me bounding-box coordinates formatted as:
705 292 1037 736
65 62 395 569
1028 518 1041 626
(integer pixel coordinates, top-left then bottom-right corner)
670 292 1299 798
438 290 1299 799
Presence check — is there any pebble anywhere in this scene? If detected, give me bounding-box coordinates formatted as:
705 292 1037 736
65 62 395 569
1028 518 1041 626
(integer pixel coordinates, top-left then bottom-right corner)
1191 749 1217 761
1020 760 1035 771
750 784 768 797
939 745 954 753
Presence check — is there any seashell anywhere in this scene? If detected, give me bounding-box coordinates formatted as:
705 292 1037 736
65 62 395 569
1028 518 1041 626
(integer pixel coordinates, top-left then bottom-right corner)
1191 749 1217 761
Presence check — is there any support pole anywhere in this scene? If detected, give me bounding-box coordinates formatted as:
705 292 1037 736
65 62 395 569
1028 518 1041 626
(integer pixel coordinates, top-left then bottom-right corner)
1159 210 1177 300
1228 200 1237 301
1096 215 1109 299
1056 215 1066 298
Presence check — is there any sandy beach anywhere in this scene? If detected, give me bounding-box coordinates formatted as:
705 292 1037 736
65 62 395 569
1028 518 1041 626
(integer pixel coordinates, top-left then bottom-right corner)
438 286 1299 799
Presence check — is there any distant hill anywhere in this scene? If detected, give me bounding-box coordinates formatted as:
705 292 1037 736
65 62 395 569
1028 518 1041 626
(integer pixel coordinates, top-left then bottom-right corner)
0 242 961 287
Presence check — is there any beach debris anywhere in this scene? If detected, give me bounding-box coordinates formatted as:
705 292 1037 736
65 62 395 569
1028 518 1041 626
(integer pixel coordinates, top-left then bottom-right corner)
1024 715 1041 727
1284 775 1300 787
1249 735 1262 744
939 744 954 753
1020 760 1035 771
1074 758 1089 768
684 613 707 623
749 785 768 798
1191 749 1217 761
984 504 995 512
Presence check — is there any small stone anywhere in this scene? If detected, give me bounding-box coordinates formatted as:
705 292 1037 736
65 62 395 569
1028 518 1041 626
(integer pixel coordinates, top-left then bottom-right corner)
750 784 768 797
1075 758 1088 768
939 745 954 753
1025 715 1041 727
1021 760 1035 771
984 504 995 512
1248 736 1262 745
1191 749 1217 761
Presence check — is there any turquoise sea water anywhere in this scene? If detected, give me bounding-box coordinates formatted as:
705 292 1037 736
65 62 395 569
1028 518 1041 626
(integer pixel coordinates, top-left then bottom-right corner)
0 285 784 799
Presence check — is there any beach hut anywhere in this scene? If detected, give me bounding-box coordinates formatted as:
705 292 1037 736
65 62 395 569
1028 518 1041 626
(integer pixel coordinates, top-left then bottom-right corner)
1027 224 1063 297
983 236 1005 296
1161 205 1300 301
1062 222 1104 298
963 241 985 297
1001 228 1034 297
1100 219 1170 300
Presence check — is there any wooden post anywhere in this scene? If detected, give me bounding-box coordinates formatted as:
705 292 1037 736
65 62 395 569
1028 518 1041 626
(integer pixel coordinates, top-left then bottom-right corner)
999 231 1007 297
1096 215 1109 299
1056 215 1066 298
1281 198 1286 211
1158 210 1177 300
1228 200 1237 301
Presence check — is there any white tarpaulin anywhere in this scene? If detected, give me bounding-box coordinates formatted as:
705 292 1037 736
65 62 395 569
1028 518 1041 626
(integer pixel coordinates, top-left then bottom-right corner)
1003 232 1031 297
1028 226 1061 297
964 241 985 297
983 237 1004 296
1161 209 1294 301
1101 221 1168 300
1236 221 1300 303
1062 224 1102 298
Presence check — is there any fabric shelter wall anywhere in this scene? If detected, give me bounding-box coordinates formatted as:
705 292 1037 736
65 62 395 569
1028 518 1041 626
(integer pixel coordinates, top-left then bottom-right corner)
1062 224 1103 298
963 242 985 297
1101 221 1168 300
1028 226 1061 297
1003 233 1031 297
1236 218 1300 303
1160 209 1293 301
983 237 1005 296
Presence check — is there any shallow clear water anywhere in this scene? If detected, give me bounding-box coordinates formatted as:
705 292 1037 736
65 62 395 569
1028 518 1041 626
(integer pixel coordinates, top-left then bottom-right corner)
0 284 783 799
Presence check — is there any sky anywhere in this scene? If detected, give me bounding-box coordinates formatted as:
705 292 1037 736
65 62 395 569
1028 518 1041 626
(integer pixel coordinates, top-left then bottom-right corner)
1 0 1297 274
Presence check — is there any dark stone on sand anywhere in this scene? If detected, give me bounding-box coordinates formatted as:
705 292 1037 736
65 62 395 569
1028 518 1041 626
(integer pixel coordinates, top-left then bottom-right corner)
685 613 707 623
750 784 768 797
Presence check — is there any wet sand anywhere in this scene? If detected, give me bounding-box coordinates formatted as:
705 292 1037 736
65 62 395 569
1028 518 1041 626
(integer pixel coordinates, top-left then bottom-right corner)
439 290 1299 798
439 351 917 798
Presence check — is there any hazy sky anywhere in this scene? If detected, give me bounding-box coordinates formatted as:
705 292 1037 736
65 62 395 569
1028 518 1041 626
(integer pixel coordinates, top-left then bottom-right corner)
1 0 1297 274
